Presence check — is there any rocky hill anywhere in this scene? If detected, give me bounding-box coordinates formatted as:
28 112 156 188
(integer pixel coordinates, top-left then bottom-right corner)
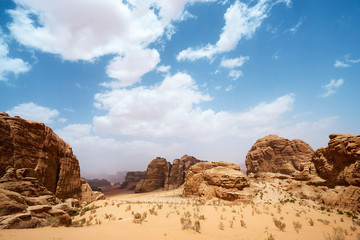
119 171 146 190
245 134 315 178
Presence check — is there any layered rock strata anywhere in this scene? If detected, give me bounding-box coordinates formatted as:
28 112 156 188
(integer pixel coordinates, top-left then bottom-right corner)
183 161 251 201
245 134 315 176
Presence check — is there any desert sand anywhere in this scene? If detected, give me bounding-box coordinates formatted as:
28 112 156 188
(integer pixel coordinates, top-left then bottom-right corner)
1 185 359 240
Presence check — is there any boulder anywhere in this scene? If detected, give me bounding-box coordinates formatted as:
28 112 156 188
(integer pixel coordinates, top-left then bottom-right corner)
245 135 315 176
312 134 360 186
183 161 250 201
81 179 105 202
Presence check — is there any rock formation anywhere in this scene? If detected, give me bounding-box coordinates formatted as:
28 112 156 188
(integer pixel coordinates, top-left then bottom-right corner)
183 161 251 201
165 155 200 190
135 157 170 193
245 134 315 176
0 113 81 199
135 155 201 193
86 178 111 191
0 113 102 228
312 134 360 186
120 171 146 190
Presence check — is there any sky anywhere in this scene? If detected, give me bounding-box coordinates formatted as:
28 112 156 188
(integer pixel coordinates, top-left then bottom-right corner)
1 0 359 176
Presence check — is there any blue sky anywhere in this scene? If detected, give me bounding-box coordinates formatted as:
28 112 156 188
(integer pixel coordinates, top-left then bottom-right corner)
1 0 359 176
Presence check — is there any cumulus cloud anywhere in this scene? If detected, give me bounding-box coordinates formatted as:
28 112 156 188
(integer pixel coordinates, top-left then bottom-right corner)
93 72 295 140
220 56 249 68
7 102 59 124
157 65 171 73
103 48 160 87
7 0 213 87
177 0 290 61
0 36 31 81
334 55 360 68
320 79 344 98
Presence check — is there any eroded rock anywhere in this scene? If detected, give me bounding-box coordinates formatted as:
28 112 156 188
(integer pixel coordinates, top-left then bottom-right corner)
183 161 251 201
245 135 315 176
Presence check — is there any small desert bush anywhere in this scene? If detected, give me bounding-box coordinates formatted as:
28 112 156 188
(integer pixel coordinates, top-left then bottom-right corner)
133 212 147 224
240 219 246 228
219 221 224 230
309 218 314 226
317 218 330 225
293 221 302 233
266 233 276 240
73 218 86 227
273 218 286 231
324 227 346 240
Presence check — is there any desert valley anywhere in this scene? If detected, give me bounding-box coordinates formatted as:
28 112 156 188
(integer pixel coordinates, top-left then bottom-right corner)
0 113 359 240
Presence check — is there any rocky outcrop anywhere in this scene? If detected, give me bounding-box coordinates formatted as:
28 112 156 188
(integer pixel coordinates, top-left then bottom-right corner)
135 155 201 193
135 157 170 193
245 135 315 176
183 161 251 201
80 179 105 202
0 167 76 229
0 113 102 229
165 155 201 190
86 178 111 191
120 171 146 190
312 134 360 186
0 113 81 200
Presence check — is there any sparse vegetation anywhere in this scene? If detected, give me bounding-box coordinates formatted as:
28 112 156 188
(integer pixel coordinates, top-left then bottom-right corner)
273 218 286 231
324 227 346 240
133 212 147 224
293 221 302 233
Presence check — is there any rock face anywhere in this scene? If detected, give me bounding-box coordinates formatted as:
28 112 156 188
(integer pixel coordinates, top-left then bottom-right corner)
0 113 101 228
245 135 315 176
183 161 250 201
86 178 111 191
0 167 76 229
135 155 201 193
135 157 170 193
120 171 146 190
312 134 360 186
0 113 81 200
166 155 200 190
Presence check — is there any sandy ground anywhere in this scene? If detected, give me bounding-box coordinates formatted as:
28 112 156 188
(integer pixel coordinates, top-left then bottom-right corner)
1 185 360 240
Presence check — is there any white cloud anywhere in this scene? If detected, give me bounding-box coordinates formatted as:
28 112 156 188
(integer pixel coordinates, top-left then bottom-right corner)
177 0 290 61
58 118 68 123
157 65 171 73
320 79 344 98
220 56 249 68
93 72 295 140
7 0 213 87
55 123 184 173
334 60 350 68
225 85 233 91
0 36 31 81
287 17 304 34
102 48 160 87
229 70 243 80
7 102 59 124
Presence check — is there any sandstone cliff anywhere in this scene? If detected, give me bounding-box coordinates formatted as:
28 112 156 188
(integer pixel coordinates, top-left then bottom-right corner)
245 134 315 176
312 133 360 186
135 155 200 193
120 171 146 190
0 113 81 200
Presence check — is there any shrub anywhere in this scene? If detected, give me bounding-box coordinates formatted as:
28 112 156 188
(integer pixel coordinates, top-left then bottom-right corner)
273 218 286 231
293 221 302 233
